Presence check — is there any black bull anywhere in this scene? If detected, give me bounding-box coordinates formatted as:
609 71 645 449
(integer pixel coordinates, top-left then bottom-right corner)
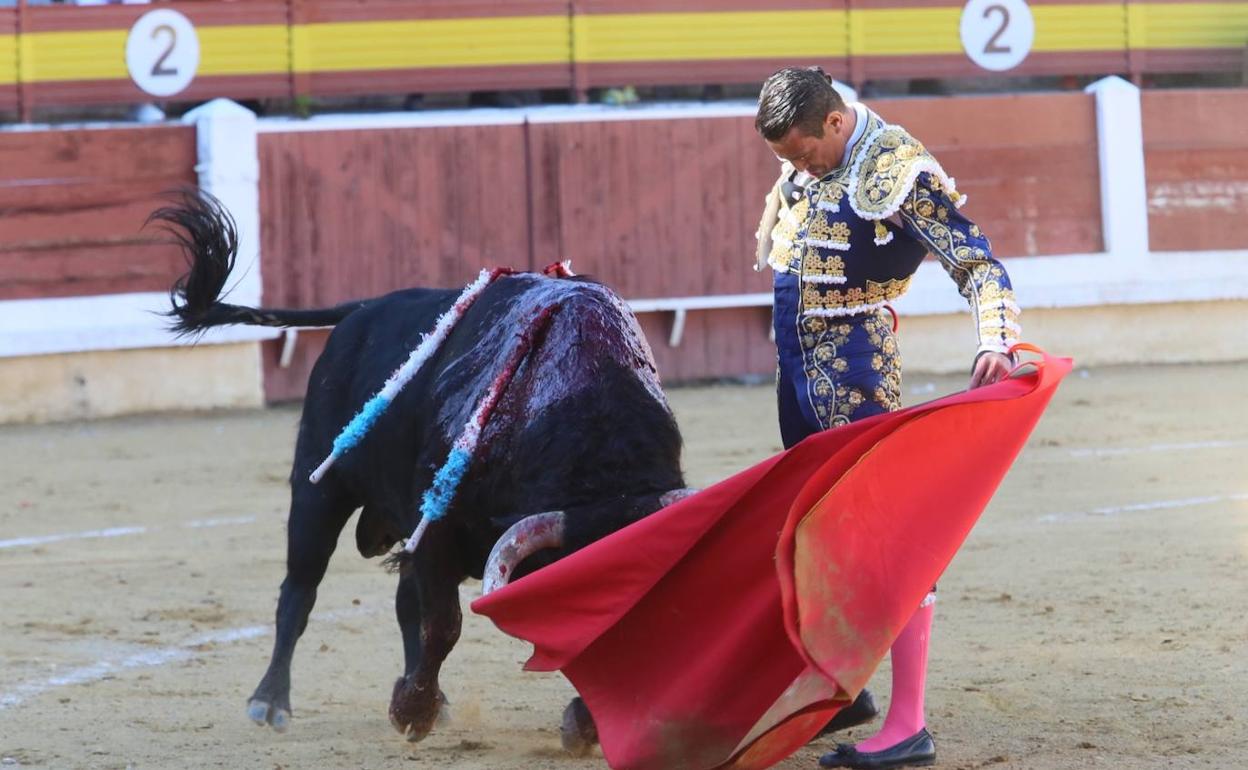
158 192 690 747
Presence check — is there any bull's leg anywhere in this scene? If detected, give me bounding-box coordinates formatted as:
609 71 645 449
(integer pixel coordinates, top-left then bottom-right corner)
389 531 462 742
247 487 353 731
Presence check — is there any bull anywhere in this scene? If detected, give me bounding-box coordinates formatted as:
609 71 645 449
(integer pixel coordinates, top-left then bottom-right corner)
157 191 692 751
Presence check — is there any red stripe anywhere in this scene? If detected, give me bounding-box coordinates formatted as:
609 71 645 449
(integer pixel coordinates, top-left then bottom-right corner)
578 0 845 11
854 50 1130 80
306 64 572 97
580 58 850 89
856 0 1118 6
303 0 567 23
23 1 288 33
1133 47 1246 74
27 74 293 107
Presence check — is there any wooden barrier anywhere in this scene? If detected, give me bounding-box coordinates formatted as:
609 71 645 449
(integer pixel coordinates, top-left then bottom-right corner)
1143 89 1248 252
0 125 196 301
0 7 16 116
253 91 1103 396
3 84 1247 411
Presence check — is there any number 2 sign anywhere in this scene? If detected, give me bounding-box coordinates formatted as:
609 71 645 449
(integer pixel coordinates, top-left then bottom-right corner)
959 0 1034 72
126 9 200 97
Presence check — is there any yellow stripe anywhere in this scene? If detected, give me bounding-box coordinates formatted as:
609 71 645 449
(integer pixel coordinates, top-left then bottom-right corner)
293 17 570 72
197 25 289 77
1128 3 1248 49
1032 5 1125 52
573 11 847 62
850 6 1130 57
849 8 962 56
20 25 287 83
8 5 1247 85
22 30 128 83
0 34 16 86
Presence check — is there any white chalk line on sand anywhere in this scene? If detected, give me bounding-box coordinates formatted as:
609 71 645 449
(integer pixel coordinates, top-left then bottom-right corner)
0 516 258 551
2 439 1240 549
0 605 377 712
1064 439 1248 459
1038 492 1248 523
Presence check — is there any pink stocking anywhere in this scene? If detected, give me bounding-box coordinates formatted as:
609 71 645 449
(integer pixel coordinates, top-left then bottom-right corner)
853 596 933 752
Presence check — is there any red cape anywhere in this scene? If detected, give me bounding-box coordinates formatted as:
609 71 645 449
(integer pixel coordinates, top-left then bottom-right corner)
473 348 1071 770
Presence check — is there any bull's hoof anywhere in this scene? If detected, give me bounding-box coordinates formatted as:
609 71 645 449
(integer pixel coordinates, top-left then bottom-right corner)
560 697 599 757
388 676 448 743
247 698 291 733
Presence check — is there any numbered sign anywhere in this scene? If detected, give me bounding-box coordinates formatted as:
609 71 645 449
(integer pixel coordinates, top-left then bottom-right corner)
959 0 1034 72
126 9 200 97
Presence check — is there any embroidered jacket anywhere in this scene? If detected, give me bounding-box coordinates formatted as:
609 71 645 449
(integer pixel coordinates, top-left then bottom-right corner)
756 107 1021 356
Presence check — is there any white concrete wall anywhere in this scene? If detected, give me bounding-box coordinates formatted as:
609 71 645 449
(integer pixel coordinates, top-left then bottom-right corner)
0 343 263 424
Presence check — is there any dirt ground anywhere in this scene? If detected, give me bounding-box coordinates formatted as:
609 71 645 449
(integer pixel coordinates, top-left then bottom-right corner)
1 362 1245 770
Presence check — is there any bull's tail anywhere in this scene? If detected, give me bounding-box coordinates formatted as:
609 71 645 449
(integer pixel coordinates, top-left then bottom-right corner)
155 189 365 336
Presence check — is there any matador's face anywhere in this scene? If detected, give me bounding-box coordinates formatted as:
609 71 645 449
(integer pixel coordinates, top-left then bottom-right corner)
767 109 853 179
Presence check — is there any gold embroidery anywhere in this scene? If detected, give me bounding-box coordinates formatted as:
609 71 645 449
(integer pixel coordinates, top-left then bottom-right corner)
845 118 961 220
768 195 809 272
801 277 913 313
802 252 846 278
820 184 845 211
802 321 852 430
863 314 903 413
807 216 851 246
800 311 903 429
850 127 927 216
900 179 1021 350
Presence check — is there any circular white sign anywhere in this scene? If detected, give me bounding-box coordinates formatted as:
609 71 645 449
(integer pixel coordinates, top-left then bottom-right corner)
959 0 1034 72
126 9 200 97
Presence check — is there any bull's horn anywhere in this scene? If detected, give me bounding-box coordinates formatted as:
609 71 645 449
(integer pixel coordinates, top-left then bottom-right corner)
659 488 699 507
482 511 565 595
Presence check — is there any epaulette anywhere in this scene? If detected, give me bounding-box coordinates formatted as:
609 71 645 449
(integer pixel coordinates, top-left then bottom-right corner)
845 123 964 220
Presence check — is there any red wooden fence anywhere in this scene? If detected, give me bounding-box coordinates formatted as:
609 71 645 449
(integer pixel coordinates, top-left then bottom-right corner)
0 126 196 301
256 91 1104 398
1143 89 1248 252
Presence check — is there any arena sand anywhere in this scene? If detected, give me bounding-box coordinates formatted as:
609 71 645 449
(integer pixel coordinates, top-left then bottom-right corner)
1 363 1245 769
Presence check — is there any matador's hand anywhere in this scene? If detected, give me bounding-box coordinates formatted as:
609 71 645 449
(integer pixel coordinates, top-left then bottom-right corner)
969 352 1013 389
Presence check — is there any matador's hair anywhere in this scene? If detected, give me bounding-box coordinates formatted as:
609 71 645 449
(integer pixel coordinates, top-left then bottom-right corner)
755 66 847 142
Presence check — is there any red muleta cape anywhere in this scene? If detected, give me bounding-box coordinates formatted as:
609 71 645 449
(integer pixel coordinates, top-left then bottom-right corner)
473 347 1071 770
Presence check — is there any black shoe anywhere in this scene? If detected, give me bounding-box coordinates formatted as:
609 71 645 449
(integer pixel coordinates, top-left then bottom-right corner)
818 728 936 769
817 690 879 737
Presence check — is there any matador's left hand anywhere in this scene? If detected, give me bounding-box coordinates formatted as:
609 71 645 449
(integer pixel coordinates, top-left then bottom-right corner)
969 352 1013 389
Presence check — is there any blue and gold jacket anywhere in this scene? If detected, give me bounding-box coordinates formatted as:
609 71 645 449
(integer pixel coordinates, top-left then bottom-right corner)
756 106 1021 356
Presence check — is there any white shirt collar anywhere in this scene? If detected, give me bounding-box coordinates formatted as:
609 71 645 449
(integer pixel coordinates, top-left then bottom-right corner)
837 102 868 171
